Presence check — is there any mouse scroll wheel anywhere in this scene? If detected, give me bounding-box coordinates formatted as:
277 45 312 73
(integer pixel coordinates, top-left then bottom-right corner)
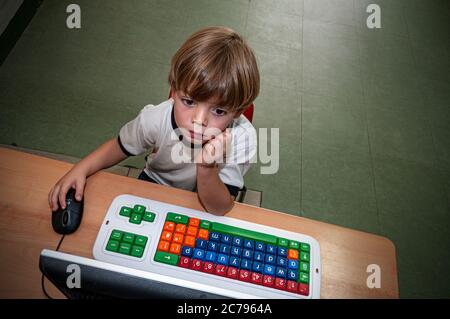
62 210 69 226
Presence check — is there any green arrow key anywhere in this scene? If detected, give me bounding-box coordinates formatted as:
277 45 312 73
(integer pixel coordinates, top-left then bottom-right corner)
154 251 179 266
166 212 188 224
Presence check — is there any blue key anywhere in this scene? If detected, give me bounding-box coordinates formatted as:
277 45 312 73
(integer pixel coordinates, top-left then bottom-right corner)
254 251 264 262
266 244 277 254
231 246 242 257
221 234 232 244
288 259 298 270
278 247 287 257
255 242 266 252
232 237 243 247
276 267 287 278
243 239 254 250
277 256 287 267
241 259 252 271
265 254 275 265
252 261 263 273
205 251 216 262
193 248 205 260
264 264 275 276
181 246 193 257
229 256 240 267
196 238 207 249
287 270 298 281
207 241 218 252
217 254 229 266
242 249 253 259
219 243 230 254
209 232 221 242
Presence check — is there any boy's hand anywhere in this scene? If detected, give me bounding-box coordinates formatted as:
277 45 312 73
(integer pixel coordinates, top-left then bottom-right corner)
196 131 231 166
48 167 87 211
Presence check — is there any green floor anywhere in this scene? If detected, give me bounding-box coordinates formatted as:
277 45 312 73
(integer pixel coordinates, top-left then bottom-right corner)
1 0 449 298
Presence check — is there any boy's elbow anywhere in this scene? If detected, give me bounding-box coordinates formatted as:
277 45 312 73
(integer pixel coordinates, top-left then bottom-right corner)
201 196 235 216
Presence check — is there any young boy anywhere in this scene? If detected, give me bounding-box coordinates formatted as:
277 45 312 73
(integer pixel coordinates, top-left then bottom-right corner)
48 26 260 215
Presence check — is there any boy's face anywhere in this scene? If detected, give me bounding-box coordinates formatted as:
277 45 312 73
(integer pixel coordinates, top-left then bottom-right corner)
172 90 243 144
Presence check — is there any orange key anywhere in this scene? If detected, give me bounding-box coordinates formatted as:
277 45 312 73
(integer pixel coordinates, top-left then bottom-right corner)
189 218 200 227
175 224 186 234
161 231 172 242
184 235 196 247
164 221 175 232
197 229 209 240
169 243 181 254
157 241 170 252
288 249 299 260
186 226 198 237
173 233 184 244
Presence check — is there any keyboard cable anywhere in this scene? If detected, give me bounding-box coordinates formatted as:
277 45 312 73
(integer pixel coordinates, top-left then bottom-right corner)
41 234 66 299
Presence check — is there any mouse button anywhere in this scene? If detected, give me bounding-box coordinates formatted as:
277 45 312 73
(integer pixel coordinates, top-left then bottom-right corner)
62 210 69 226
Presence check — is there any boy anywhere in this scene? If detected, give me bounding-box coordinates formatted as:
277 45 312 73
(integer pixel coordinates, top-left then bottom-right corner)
48 26 259 215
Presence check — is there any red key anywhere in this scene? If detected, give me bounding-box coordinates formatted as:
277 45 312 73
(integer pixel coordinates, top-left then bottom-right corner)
298 284 309 296
191 259 203 271
287 280 298 293
215 265 227 277
179 256 191 269
251 272 263 285
275 278 286 290
202 262 215 274
227 267 239 279
262 275 274 287
239 269 251 282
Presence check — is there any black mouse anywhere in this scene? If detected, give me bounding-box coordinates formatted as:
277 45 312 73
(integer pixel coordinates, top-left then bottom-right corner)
52 188 84 234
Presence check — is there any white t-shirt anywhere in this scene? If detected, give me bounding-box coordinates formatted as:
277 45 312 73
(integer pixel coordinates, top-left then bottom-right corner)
118 99 257 196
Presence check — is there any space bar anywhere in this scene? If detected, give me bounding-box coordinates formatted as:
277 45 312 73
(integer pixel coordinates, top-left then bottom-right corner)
211 222 278 245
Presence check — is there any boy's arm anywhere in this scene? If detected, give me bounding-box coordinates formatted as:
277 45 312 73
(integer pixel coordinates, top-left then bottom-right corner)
196 164 235 216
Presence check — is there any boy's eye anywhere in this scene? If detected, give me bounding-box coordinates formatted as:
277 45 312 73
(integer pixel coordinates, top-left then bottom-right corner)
212 108 228 116
181 98 195 107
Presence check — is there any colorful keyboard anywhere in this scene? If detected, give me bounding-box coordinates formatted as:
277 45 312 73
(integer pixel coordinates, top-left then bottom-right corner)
93 195 321 298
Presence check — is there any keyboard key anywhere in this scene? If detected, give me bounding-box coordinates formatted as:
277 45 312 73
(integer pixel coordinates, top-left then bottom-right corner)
231 246 242 257
244 239 254 250
179 256 191 268
278 247 287 257
163 221 175 232
157 240 170 252
193 248 205 260
300 251 310 262
221 234 232 244
119 206 132 217
202 261 215 274
123 233 135 244
195 238 207 249
143 211 155 222
175 224 186 234
219 243 230 254
263 264 275 276
133 205 146 214
110 230 123 241
240 259 252 271
251 272 263 285
169 243 181 254
300 243 310 252
288 259 299 270
217 254 229 265
287 281 298 293
298 283 309 296
131 245 144 258
299 272 310 284
252 261 263 273
209 232 221 242
265 254 276 265
275 278 286 290
205 251 216 262
184 235 196 247
262 275 274 287
181 246 193 257
191 259 202 271
287 270 298 281
289 241 300 250
239 269 251 282
166 212 188 224
207 241 219 252
211 223 278 245
215 265 227 277
227 267 239 279
277 238 289 247
255 242 266 252
254 251 264 262
266 244 277 254
232 236 243 247
229 256 240 268
161 231 172 242
299 261 309 272
198 229 209 240
106 240 119 252
189 218 200 227
242 249 253 259
276 267 287 278
288 249 299 260
186 226 198 237
200 220 211 230
173 233 184 244
154 251 179 266
276 256 287 267
134 235 147 247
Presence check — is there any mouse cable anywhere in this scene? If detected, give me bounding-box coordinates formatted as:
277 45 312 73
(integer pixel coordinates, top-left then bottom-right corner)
41 234 66 299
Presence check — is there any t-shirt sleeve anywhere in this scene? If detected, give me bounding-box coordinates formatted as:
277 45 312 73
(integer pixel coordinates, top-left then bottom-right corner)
118 104 161 156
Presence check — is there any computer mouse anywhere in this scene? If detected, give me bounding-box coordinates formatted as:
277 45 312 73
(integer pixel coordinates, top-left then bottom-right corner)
52 188 84 234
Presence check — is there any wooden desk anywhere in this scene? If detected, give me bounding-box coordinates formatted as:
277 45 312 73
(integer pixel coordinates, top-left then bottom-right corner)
0 147 399 298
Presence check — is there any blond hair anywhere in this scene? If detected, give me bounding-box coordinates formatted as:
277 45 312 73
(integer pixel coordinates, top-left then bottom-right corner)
168 26 260 112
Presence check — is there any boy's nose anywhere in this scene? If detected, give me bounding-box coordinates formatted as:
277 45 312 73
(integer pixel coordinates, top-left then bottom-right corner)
192 109 208 127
